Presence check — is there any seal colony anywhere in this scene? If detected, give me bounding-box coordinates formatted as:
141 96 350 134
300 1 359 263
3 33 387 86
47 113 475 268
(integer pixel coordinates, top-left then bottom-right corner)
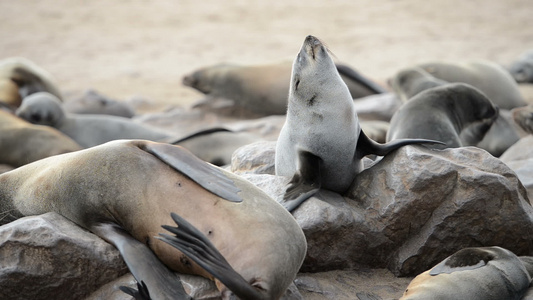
275 35 442 212
0 140 307 299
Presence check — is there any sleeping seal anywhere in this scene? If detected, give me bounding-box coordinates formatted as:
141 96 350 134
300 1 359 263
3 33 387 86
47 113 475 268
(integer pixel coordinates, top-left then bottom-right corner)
400 246 532 300
508 49 533 83
275 35 441 212
0 139 307 299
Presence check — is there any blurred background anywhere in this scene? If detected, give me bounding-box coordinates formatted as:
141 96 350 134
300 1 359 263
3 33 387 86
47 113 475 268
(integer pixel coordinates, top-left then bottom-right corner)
2 0 532 109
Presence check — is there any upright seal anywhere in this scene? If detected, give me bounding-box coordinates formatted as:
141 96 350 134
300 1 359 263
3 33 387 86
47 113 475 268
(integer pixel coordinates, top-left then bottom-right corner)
275 35 441 212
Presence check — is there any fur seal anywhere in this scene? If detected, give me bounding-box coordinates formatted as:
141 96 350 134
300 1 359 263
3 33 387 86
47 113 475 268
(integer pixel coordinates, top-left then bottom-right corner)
512 104 533 134
0 139 307 299
184 61 385 116
0 57 63 107
508 49 533 83
386 83 499 149
389 67 521 156
0 109 82 167
63 89 136 118
15 92 172 148
400 246 532 300
417 60 526 109
275 35 441 212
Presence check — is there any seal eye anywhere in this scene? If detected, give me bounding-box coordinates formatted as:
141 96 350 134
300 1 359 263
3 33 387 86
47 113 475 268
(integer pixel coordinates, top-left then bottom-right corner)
30 112 41 122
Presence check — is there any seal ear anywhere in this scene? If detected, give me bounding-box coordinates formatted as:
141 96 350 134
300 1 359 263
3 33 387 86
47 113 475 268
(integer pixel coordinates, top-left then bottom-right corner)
140 142 242 203
280 150 322 212
119 281 152 300
429 248 495 276
157 212 268 300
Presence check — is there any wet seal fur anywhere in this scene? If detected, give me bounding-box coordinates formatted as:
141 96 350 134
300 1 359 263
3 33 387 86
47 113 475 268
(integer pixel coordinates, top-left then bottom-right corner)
0 139 307 299
0 57 63 108
400 246 532 300
275 35 442 212
386 83 499 149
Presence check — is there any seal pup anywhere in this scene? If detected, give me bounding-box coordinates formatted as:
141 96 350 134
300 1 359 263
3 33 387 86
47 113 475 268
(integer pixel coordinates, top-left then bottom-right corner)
0 57 63 107
508 49 533 83
417 60 526 109
184 61 385 116
275 35 442 212
16 92 173 148
400 246 532 300
0 139 307 299
386 83 499 149
512 104 533 134
0 109 82 167
63 89 136 118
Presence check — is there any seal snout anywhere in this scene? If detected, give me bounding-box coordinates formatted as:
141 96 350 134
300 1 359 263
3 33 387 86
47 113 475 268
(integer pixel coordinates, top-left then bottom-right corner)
303 35 324 60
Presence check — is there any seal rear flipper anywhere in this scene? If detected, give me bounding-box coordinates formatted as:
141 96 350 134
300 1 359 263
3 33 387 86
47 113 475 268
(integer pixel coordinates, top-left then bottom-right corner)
119 281 152 300
281 150 322 212
335 63 388 94
91 222 191 300
141 142 242 203
356 129 445 158
157 212 268 300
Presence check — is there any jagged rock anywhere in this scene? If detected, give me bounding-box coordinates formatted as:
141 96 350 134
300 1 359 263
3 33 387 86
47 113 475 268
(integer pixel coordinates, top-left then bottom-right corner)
235 144 533 277
0 212 128 300
500 135 533 200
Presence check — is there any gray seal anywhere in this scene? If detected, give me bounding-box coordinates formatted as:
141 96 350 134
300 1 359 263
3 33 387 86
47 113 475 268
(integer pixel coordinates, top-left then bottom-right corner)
275 35 441 212
508 49 533 83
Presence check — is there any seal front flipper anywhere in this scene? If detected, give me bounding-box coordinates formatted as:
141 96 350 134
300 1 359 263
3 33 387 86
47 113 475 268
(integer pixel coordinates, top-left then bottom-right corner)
356 129 445 157
141 142 242 203
91 222 191 300
159 127 232 145
335 63 388 94
280 150 322 212
157 212 269 300
119 281 152 300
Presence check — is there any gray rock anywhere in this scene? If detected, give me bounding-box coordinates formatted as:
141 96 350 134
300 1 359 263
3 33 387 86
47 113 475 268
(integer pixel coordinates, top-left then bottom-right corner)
231 141 277 175
235 145 533 277
0 212 128 300
500 135 533 200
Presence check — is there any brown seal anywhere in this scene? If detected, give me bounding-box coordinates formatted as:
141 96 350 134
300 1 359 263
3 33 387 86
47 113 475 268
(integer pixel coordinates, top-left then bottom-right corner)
0 109 82 167
0 139 307 299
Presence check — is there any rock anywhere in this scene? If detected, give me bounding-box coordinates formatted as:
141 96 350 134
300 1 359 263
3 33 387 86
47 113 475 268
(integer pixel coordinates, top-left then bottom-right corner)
0 212 128 300
231 141 277 175
234 144 533 277
0 164 14 174
500 135 533 199
353 93 401 122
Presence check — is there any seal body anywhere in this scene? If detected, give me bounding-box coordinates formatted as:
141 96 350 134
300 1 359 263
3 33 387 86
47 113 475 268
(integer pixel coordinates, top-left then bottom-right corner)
389 67 448 102
0 110 82 167
184 61 385 116
0 139 307 299
400 247 532 300
508 49 533 83
63 89 136 118
387 83 499 149
0 57 62 108
418 60 526 109
16 92 171 148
